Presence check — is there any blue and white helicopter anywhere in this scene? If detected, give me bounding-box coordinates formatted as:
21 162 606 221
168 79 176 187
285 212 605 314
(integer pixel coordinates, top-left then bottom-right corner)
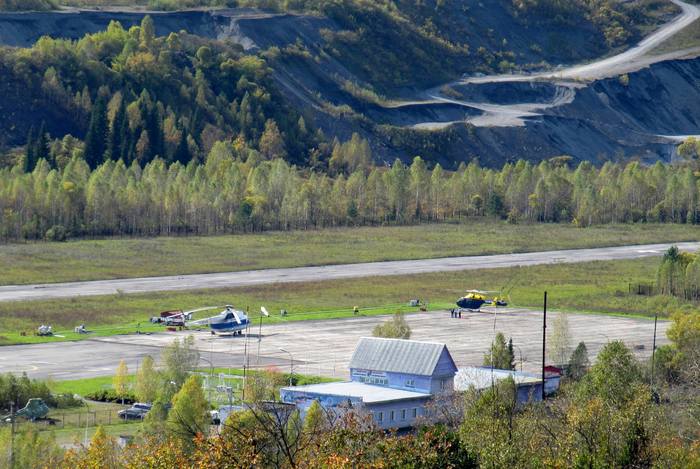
187 305 252 335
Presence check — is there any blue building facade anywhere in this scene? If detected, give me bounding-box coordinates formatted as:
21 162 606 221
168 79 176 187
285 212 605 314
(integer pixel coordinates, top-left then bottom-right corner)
280 337 458 429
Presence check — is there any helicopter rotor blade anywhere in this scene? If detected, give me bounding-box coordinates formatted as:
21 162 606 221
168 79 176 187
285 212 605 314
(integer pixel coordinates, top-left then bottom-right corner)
182 306 222 315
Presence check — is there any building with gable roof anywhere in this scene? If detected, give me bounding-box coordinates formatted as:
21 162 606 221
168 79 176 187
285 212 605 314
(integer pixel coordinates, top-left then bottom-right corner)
280 337 458 429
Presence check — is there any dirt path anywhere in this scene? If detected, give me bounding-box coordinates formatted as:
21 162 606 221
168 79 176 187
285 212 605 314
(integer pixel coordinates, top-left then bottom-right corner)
400 0 700 129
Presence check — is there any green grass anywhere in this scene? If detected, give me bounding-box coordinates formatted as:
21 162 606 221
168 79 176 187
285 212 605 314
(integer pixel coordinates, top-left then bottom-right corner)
0 255 689 345
1 222 697 286
652 17 700 55
49 375 134 396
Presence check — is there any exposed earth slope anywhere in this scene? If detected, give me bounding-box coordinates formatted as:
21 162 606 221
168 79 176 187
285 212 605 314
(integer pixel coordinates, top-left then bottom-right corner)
0 0 698 165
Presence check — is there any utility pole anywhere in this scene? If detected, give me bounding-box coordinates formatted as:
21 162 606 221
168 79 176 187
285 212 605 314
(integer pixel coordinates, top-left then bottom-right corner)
541 291 547 401
9 403 15 469
651 313 658 394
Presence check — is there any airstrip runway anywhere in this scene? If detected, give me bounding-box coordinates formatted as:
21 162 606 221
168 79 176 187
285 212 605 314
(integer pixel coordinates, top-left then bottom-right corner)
0 308 667 381
1 242 698 302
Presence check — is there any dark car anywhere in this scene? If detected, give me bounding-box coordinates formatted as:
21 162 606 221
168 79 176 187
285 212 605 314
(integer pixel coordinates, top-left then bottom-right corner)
118 403 152 420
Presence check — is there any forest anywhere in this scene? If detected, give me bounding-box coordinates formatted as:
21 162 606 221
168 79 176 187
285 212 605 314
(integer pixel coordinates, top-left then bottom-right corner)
0 17 317 161
2 141 700 240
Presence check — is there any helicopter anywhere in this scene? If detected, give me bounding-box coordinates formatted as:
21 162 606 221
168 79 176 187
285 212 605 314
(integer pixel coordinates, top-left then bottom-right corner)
456 290 508 312
186 305 251 335
150 306 221 327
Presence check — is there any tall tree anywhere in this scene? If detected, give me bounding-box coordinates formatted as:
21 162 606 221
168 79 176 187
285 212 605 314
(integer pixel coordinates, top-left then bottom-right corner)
113 359 129 398
172 128 191 165
550 312 572 366
167 374 209 447
259 119 287 160
568 341 589 380
23 126 36 173
135 355 159 404
484 332 515 370
161 336 199 398
84 95 109 169
108 97 127 161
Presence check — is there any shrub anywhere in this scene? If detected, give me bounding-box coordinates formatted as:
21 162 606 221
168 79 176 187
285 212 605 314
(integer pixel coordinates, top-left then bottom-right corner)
44 225 68 241
85 389 136 404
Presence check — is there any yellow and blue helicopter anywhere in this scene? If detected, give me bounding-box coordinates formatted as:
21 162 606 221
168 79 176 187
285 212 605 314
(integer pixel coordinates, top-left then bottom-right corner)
456 290 509 312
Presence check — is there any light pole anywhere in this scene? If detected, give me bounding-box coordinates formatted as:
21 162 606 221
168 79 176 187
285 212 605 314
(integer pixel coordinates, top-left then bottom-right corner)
257 307 270 365
279 347 294 386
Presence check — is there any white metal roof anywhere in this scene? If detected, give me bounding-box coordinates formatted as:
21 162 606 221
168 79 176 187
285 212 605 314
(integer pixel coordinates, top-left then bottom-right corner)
454 367 542 392
349 337 455 376
281 381 430 404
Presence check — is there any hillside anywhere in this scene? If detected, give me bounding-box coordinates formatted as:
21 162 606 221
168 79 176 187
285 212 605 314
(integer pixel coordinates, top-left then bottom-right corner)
0 0 696 167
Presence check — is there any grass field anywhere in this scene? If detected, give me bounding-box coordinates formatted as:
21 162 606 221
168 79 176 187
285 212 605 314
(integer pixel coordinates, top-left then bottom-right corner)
1 222 698 286
0 255 689 345
652 16 700 55
49 375 134 396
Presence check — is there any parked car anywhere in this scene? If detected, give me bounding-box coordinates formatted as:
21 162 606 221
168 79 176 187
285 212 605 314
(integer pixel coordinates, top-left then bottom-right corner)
118 403 152 420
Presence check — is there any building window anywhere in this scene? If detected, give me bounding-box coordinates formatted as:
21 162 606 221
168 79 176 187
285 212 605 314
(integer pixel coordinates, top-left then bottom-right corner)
390 410 395 421
401 409 406 420
412 408 417 418
376 411 383 422
405 379 415 388
440 379 448 391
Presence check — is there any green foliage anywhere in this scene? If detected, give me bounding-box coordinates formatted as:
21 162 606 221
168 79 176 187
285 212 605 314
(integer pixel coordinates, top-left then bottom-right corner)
0 372 54 412
567 341 589 380
1 16 315 169
3 155 700 241
372 311 411 339
135 355 159 403
460 377 523 467
161 335 200 400
0 427 63 469
167 374 210 446
483 332 515 370
656 246 697 296
579 340 642 407
84 388 136 404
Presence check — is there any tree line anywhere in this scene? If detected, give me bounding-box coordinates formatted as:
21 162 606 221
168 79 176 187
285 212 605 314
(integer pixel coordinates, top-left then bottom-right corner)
2 142 700 240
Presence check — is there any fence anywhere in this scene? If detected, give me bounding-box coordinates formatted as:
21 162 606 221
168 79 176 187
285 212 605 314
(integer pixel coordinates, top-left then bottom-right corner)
629 283 700 301
19 409 132 429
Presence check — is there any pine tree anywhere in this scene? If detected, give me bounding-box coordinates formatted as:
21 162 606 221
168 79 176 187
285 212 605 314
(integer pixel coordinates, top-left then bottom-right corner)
484 332 515 370
23 126 36 173
109 98 127 161
172 129 191 165
259 119 287 160
567 341 589 380
34 121 50 164
140 15 155 50
84 95 109 169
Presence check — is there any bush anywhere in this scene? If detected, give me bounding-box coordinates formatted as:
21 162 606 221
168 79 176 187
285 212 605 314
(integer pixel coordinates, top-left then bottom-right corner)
53 393 83 409
85 389 136 404
0 373 54 412
44 225 67 241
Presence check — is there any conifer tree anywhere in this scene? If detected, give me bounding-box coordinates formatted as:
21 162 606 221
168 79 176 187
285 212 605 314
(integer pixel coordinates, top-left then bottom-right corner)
109 98 127 161
173 129 191 165
84 95 109 169
23 126 36 173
